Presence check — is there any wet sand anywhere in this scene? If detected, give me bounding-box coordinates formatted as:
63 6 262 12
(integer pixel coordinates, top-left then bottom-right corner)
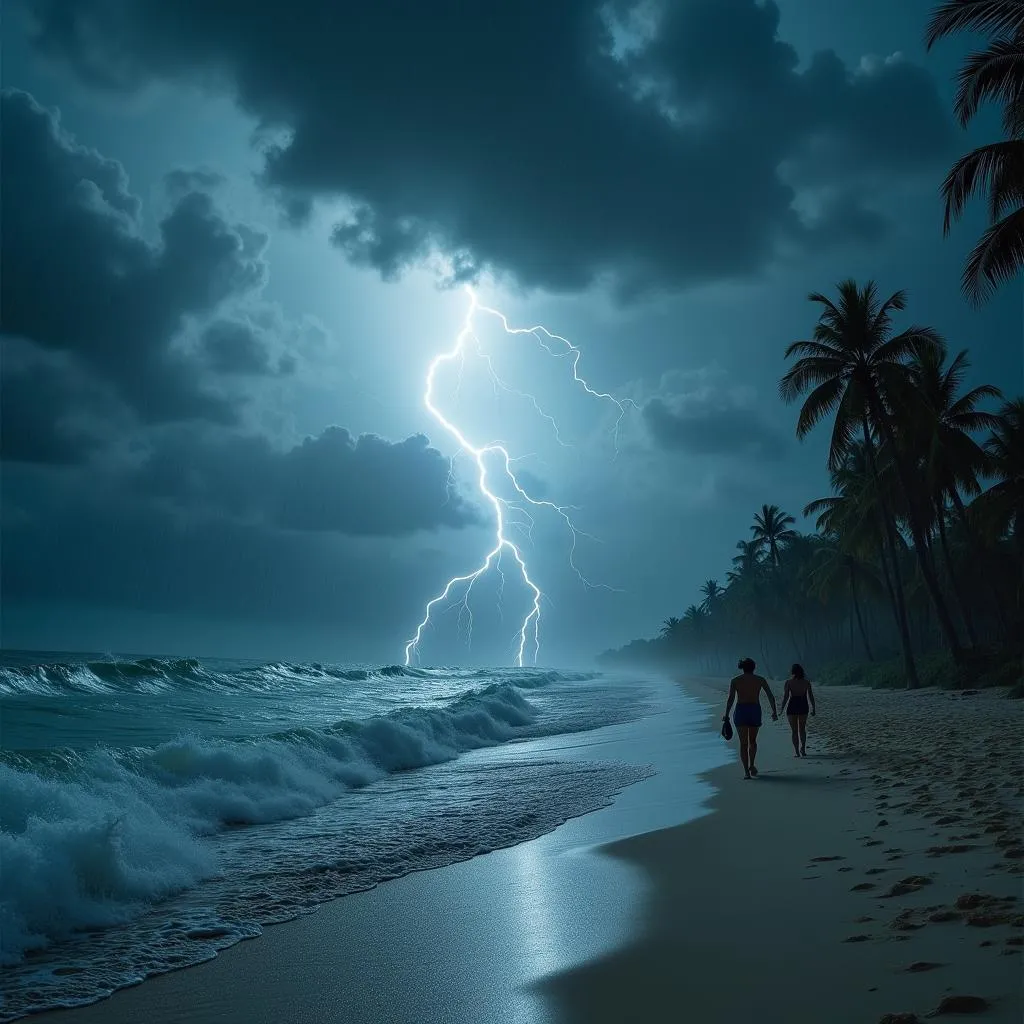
542 679 1022 1024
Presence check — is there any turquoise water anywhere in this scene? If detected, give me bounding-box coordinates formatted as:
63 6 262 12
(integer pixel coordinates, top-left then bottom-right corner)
0 651 655 1020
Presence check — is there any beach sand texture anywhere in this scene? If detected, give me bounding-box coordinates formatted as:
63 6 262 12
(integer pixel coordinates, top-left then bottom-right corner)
544 679 1023 1024
33 677 1023 1024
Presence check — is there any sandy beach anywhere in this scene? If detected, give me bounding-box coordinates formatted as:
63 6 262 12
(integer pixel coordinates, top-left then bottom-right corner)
33 677 1023 1024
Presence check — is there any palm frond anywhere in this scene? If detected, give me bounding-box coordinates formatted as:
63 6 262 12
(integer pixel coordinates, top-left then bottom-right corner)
874 326 945 364
953 37 1024 128
962 204 1024 303
779 358 844 406
925 1 1024 50
941 139 1024 231
827 385 862 470
791 374 846 438
783 339 845 361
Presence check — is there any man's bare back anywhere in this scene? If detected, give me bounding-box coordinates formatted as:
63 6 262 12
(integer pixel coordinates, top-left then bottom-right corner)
731 672 769 704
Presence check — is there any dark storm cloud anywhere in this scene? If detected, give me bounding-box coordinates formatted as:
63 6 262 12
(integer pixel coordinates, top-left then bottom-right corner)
21 0 954 293
200 318 282 376
163 167 226 199
135 427 479 536
0 88 267 429
0 344 119 464
643 374 787 460
1 467 451 641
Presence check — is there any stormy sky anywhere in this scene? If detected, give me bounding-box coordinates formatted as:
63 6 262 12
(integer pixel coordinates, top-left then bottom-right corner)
2 0 1021 665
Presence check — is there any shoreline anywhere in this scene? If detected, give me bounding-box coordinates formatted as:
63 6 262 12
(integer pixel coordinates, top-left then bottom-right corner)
542 677 1022 1023
28 676 1023 1024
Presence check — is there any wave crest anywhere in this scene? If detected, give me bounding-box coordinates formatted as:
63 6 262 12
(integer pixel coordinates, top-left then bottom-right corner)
0 680 541 964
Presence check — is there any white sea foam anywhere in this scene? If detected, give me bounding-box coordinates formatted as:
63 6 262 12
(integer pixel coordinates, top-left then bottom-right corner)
0 661 652 1021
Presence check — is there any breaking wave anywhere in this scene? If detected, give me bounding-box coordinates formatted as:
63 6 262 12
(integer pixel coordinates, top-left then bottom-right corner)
0 656 593 697
1 672 608 966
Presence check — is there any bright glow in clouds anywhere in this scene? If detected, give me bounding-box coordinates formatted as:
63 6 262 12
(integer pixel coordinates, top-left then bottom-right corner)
404 286 634 667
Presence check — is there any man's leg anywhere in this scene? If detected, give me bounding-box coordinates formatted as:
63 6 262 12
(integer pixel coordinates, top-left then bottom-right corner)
739 726 751 778
748 726 760 775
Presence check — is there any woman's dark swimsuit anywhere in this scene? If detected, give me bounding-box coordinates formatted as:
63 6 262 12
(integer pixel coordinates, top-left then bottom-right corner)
787 695 810 716
733 703 762 728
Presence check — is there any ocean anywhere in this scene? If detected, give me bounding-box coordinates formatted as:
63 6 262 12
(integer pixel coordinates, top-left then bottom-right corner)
0 650 668 1021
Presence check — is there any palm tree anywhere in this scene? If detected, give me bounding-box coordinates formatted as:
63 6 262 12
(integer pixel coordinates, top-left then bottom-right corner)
660 616 682 638
728 540 762 583
805 442 907 662
807 533 880 661
907 346 1003 643
751 504 797 566
926 1 1024 302
779 281 967 681
975 396 1024 544
699 579 724 614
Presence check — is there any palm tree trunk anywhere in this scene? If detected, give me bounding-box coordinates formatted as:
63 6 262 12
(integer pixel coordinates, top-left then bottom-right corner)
935 508 979 647
950 489 1011 640
849 568 875 661
860 418 920 688
870 398 965 663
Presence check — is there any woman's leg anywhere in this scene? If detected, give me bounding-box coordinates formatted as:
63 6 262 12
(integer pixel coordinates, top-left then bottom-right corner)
748 726 760 775
738 726 751 778
797 715 808 755
788 714 800 755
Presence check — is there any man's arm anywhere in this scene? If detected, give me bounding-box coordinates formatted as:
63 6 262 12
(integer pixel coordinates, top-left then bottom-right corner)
808 681 816 715
724 680 736 718
761 677 778 718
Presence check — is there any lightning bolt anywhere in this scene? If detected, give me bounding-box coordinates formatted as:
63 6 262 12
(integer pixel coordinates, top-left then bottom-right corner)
404 285 634 667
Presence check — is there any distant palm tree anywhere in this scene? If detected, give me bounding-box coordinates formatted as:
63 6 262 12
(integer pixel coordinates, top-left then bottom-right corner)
975 396 1024 544
728 540 763 582
926 0 1024 302
660 616 681 638
699 579 724 614
813 534 880 661
908 346 1003 643
751 504 797 565
780 281 966 681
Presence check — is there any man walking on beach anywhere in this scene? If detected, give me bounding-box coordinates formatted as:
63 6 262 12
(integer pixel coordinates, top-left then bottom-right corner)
724 658 778 779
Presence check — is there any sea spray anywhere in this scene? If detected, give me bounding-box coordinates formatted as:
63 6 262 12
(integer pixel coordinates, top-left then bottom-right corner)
0 658 652 1020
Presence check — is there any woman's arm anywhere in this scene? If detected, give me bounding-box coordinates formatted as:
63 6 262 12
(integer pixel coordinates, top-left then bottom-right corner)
780 679 791 713
808 681 816 715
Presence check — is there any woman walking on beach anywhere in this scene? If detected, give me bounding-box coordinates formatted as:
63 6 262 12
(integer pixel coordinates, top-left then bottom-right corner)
724 658 778 779
781 663 815 757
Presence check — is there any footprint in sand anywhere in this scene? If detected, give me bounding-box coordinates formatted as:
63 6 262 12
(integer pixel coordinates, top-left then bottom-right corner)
843 934 871 943
810 855 845 862
852 882 877 892
883 877 933 898
904 961 944 973
930 995 989 1015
